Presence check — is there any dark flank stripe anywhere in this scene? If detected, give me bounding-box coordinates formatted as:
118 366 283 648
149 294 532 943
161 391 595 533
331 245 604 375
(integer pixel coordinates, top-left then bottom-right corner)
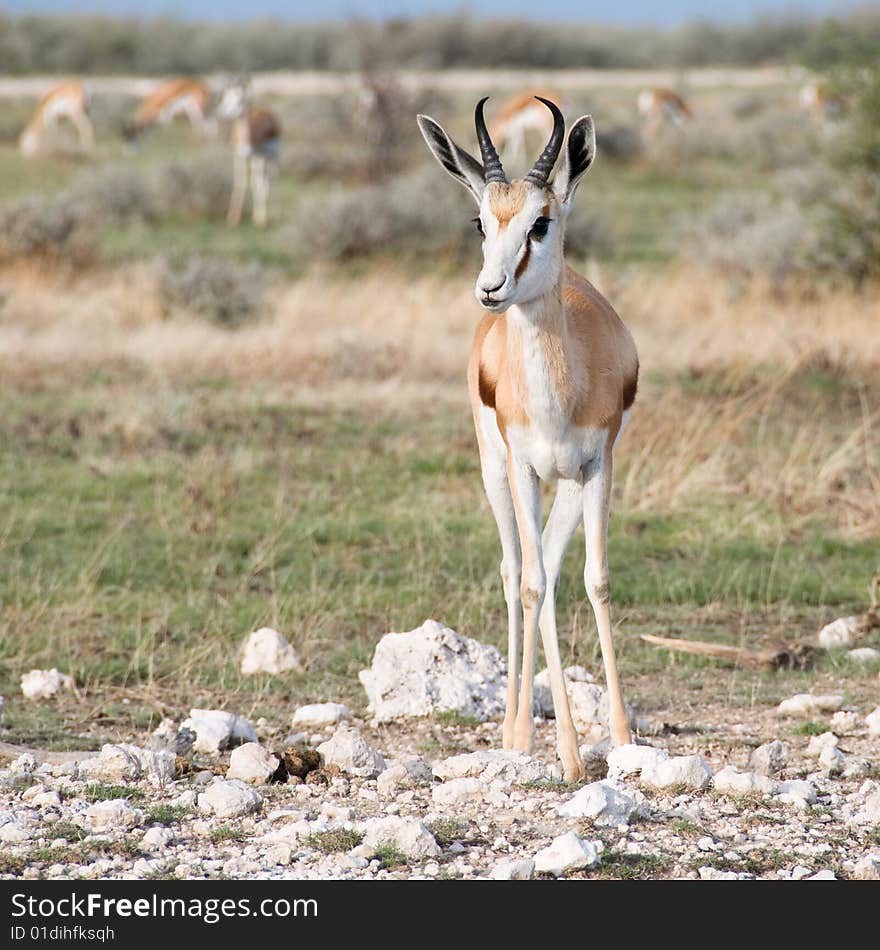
478 363 496 408
623 364 639 410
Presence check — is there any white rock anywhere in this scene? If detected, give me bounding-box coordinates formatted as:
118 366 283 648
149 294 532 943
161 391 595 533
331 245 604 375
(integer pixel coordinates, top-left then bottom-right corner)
316 723 385 778
777 779 818 806
830 711 860 733
240 627 301 675
182 709 258 754
9 753 37 775
534 666 633 740
698 867 751 881
490 859 535 880
198 779 262 819
818 745 845 777
361 816 440 859
842 756 872 779
377 757 433 796
20 669 74 700
642 755 713 790
748 740 789 776
359 618 506 722
556 780 644 826
433 750 549 787
817 616 860 649
76 800 142 834
713 767 777 796
606 743 669 781
227 743 279 785
533 832 600 876
142 827 174 850
0 822 31 843
533 665 593 716
291 703 351 729
865 708 880 736
776 694 844 717
78 745 142 784
847 647 880 664
806 732 839 757
431 777 487 806
31 790 62 808
852 854 880 880
806 870 837 880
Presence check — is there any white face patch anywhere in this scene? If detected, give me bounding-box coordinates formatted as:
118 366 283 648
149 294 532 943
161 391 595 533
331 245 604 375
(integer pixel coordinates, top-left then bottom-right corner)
474 184 560 311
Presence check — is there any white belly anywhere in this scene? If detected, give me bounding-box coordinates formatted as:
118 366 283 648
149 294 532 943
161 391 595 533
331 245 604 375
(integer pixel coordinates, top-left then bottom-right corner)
507 423 606 483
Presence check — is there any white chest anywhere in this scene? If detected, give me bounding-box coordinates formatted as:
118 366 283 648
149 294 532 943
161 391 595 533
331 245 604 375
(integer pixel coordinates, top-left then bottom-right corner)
507 423 605 482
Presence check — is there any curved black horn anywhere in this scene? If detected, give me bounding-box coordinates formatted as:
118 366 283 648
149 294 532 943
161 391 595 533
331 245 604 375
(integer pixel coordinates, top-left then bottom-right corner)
474 97 507 184
524 96 565 187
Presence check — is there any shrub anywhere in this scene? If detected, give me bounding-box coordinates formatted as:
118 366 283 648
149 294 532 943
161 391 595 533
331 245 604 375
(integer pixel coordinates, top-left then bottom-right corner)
70 164 157 224
158 255 267 326
0 194 96 265
595 123 643 164
154 155 232 220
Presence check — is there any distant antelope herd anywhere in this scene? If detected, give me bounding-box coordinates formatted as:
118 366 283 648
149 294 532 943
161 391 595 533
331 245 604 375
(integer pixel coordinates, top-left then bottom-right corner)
14 73 846 228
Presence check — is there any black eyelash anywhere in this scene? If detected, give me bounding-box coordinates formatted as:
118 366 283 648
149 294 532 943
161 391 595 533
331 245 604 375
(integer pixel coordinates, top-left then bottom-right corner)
472 217 484 236
530 216 551 239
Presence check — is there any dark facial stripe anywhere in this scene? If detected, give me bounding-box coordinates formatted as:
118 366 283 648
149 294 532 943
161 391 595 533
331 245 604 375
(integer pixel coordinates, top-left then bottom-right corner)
515 240 531 280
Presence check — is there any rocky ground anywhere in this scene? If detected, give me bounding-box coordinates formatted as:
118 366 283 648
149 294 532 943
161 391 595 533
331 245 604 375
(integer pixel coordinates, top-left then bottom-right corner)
2 621 879 881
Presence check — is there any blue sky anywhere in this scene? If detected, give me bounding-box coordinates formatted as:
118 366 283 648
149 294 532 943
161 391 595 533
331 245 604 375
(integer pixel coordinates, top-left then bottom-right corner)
0 1 869 24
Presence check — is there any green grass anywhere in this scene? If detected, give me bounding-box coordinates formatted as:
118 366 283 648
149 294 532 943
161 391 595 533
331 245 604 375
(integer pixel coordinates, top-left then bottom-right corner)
208 827 248 844
307 829 364 854
145 804 192 825
84 784 146 802
374 842 409 870
593 853 672 880
426 819 464 846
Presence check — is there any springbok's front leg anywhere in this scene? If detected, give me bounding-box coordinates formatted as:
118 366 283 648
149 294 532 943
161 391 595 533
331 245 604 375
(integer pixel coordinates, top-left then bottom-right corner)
507 458 545 754
539 479 587 781
226 153 248 227
583 452 631 746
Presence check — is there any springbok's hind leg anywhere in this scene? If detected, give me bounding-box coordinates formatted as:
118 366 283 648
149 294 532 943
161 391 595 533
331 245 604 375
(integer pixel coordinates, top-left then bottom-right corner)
539 479 587 781
226 154 248 227
583 453 631 747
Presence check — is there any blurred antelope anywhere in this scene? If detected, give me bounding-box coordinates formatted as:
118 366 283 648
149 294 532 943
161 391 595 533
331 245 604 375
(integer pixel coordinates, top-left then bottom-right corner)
491 90 565 169
216 78 281 228
637 87 693 131
19 81 95 157
124 78 213 144
418 97 638 781
800 82 846 123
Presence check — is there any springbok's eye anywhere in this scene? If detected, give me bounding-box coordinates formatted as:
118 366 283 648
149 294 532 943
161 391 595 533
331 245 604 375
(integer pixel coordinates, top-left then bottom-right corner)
472 217 485 237
529 216 551 240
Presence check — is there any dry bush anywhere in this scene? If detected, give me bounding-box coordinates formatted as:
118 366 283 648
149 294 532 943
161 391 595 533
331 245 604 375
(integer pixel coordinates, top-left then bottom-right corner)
158 256 267 327
595 123 643 164
0 195 96 265
154 155 232 220
70 164 158 224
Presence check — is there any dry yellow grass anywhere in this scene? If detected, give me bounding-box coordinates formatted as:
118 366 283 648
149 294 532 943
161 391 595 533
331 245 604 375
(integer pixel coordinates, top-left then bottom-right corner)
1 261 877 539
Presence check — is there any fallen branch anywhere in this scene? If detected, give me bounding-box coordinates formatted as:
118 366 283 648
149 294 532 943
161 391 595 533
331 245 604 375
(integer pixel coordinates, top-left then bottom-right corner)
640 634 816 671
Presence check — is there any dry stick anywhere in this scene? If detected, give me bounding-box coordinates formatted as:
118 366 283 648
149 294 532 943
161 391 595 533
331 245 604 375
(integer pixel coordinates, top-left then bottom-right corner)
639 633 815 671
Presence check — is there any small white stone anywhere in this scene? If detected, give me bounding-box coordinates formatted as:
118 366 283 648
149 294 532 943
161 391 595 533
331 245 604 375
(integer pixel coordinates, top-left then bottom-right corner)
291 703 351 729
713 767 777 796
197 779 262 819
852 854 880 880
360 816 440 859
490 858 535 880
377 757 433 796
0 823 31 843
806 732 839 757
76 799 142 834
556 780 643 826
865 708 880 736
433 750 549 786
776 694 844 717
817 616 860 649
431 777 487 806
142 827 174 850
31 790 63 808
776 779 818 806
533 832 600 876
847 647 880 664
830 711 860 733
642 754 713 790
240 627 301 675
20 668 74 700
182 709 258 754
818 745 845 777
606 743 669 780
227 743 279 785
316 723 385 778
805 869 837 880
748 740 789 776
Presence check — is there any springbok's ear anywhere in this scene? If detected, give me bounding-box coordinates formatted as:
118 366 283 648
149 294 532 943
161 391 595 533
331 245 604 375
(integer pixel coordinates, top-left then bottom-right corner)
553 115 596 210
417 114 485 204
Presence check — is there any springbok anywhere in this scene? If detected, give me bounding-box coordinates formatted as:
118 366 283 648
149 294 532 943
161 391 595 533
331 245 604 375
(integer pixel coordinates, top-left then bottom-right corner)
418 98 638 781
19 81 95 157
216 79 281 228
491 90 565 170
799 82 846 123
637 87 693 131
123 78 213 144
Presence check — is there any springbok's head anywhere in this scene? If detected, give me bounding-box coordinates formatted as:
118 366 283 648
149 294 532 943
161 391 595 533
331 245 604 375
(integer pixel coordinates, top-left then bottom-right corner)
418 97 595 312
216 76 251 122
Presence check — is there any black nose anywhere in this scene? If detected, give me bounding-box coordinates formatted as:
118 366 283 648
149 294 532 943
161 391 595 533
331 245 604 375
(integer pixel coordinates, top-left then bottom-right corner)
481 280 505 295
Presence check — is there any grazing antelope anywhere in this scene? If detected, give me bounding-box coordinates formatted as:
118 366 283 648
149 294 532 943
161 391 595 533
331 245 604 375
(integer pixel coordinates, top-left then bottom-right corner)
123 78 213 144
216 79 281 228
418 98 638 781
19 81 95 157
637 86 693 131
491 90 565 170
799 82 846 122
